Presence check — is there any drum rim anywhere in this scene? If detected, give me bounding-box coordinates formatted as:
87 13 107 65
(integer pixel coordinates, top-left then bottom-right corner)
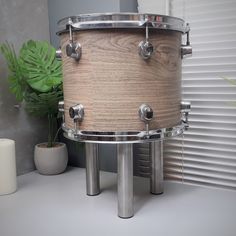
62 122 186 144
57 12 188 35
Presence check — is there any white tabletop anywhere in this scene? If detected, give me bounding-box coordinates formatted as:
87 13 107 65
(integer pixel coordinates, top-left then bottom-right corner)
0 167 235 236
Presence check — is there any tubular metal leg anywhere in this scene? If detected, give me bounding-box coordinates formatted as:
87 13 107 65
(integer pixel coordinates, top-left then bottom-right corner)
150 141 164 195
85 143 100 196
117 144 134 218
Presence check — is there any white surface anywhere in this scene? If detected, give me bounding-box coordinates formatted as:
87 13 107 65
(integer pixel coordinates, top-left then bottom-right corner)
0 167 235 236
137 0 169 14
0 139 17 195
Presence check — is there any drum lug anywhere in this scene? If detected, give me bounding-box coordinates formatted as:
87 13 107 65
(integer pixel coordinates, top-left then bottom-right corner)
180 101 191 129
139 41 154 60
69 104 84 121
181 45 192 58
139 104 153 122
139 104 154 136
58 100 65 123
66 42 82 61
69 104 84 134
55 48 62 59
138 24 154 60
66 18 82 62
181 23 192 58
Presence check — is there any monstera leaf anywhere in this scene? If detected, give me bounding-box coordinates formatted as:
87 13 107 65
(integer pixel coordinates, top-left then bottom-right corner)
25 88 63 117
1 40 63 147
19 40 62 93
0 42 26 101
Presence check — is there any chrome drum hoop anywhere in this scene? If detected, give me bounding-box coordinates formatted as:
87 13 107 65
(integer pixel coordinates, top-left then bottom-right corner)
57 12 188 34
62 122 187 144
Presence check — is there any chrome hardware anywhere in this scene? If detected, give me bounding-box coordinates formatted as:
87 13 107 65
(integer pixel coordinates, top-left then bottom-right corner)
55 48 62 59
150 141 163 195
139 41 154 60
66 18 82 61
69 104 84 121
58 100 64 112
58 100 65 123
117 143 134 218
69 104 84 134
181 101 191 129
181 45 192 58
138 24 154 60
57 13 187 34
181 101 191 113
66 42 82 61
139 104 154 136
181 23 192 58
62 122 186 144
85 143 100 196
139 104 153 122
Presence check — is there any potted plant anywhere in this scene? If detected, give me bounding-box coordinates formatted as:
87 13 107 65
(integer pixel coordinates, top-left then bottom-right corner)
0 40 68 175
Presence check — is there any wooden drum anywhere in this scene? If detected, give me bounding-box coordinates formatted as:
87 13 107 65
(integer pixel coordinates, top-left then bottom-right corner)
57 13 191 143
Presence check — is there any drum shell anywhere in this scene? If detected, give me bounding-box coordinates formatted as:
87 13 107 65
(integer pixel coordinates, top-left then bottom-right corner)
60 29 182 132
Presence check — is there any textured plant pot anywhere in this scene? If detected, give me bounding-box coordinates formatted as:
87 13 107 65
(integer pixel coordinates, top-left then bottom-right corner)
34 142 68 175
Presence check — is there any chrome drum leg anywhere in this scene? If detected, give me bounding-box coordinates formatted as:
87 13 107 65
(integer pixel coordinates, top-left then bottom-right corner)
85 143 100 196
117 144 134 218
150 141 164 195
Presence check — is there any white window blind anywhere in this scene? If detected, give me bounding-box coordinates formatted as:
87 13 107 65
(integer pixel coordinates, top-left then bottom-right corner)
164 0 236 190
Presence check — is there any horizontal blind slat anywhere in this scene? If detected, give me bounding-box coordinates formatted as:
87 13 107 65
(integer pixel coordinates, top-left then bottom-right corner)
164 174 236 190
164 160 236 175
164 155 236 166
164 167 236 182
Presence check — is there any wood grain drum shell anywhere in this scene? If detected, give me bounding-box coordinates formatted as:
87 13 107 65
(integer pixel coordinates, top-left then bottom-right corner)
59 29 182 132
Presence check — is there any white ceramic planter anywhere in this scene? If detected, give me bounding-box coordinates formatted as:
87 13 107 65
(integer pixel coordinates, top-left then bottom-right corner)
34 142 68 175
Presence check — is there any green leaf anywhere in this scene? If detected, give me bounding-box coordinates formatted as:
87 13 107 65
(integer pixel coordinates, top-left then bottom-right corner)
0 42 27 101
25 89 63 117
19 40 62 92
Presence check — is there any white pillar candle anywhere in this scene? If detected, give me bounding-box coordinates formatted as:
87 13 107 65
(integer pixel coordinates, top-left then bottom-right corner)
0 139 17 195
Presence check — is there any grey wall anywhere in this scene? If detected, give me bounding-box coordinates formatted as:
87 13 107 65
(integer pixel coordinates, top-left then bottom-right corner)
0 0 50 175
48 0 120 47
48 0 137 47
48 0 138 173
